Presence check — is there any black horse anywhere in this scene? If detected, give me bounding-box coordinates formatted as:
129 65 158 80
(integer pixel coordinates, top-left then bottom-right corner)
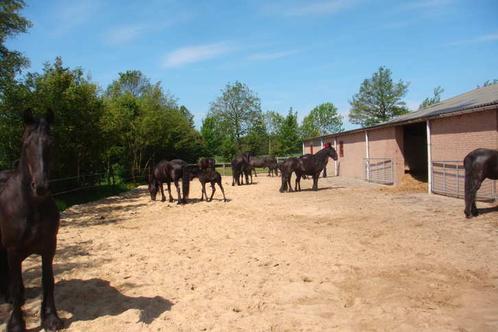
464 148 498 218
279 146 338 192
148 159 187 203
198 157 216 170
231 152 252 186
0 109 63 332
249 156 278 177
279 157 301 192
185 165 227 202
0 170 14 184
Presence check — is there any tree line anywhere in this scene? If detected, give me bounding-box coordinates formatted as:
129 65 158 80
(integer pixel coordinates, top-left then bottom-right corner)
1 0 496 182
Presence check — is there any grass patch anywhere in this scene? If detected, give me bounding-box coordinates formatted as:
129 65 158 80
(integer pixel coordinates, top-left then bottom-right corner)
55 182 138 211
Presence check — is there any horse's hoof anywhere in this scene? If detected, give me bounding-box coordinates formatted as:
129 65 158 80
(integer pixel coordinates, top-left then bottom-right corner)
472 210 479 217
161 198 166 202
42 314 64 331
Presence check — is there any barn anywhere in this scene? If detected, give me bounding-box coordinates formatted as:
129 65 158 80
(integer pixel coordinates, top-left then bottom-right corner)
303 84 498 200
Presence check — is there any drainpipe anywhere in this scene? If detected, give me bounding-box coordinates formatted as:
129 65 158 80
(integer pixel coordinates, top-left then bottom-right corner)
320 138 324 150
426 120 432 195
334 137 338 176
302 141 305 156
365 130 370 181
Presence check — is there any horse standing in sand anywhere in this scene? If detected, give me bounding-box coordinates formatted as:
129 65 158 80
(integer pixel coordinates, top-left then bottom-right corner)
148 159 187 203
279 145 338 193
464 148 498 218
0 109 64 332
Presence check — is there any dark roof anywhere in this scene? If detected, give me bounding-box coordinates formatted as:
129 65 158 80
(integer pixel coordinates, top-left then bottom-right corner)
305 84 498 142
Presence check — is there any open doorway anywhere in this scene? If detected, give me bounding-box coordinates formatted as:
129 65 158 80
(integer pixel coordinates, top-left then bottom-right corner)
402 122 428 182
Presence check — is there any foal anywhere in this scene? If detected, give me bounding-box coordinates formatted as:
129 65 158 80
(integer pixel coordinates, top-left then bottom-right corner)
188 166 227 202
0 109 63 332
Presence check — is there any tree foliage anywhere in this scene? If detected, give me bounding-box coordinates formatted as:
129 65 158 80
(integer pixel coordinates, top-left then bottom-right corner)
301 102 343 138
349 66 409 127
419 86 444 110
0 0 31 98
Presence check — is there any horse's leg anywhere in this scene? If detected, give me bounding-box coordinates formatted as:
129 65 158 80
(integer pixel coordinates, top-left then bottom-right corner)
174 179 182 204
166 181 174 202
200 181 206 201
218 180 227 202
294 174 300 191
41 252 63 331
159 182 166 202
279 173 287 193
209 181 216 202
315 174 320 191
464 173 482 218
0 249 9 302
288 173 293 192
7 250 26 332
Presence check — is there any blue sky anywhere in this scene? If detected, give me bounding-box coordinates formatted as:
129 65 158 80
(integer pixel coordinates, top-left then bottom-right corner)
6 0 498 130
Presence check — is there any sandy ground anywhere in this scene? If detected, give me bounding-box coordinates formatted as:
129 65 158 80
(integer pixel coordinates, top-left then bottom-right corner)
1 175 498 331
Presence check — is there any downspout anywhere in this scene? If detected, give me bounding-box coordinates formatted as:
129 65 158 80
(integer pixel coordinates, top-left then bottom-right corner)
365 130 370 181
302 141 305 156
426 120 432 194
334 137 338 176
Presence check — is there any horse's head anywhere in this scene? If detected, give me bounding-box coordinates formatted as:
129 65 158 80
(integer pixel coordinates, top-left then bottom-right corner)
21 109 54 197
148 177 159 201
326 145 338 161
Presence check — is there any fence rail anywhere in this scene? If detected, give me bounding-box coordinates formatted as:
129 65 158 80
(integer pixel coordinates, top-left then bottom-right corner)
363 158 394 185
431 161 497 201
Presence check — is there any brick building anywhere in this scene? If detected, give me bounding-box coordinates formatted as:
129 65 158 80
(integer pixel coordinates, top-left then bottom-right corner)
303 84 498 199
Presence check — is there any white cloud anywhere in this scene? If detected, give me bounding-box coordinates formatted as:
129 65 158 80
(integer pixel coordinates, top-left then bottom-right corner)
103 25 145 45
248 50 299 61
162 42 234 68
263 0 358 17
448 32 498 46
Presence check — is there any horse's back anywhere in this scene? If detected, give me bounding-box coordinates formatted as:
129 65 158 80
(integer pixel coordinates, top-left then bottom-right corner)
464 148 498 179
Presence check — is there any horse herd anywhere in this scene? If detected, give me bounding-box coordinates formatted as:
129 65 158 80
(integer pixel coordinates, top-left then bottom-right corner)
0 111 496 332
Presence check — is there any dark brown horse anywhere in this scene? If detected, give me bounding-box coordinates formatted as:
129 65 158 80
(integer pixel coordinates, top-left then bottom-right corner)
249 156 278 177
184 165 227 202
231 152 252 186
148 159 187 203
279 146 338 192
279 157 301 192
0 109 63 332
464 148 498 218
198 157 216 170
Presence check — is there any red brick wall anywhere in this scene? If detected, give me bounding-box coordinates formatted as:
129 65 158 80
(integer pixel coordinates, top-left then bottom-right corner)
431 109 498 161
368 126 405 184
303 138 322 155
336 132 366 179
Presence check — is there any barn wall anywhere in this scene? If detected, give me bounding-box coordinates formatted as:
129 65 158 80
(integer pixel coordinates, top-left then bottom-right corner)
336 132 366 179
368 126 405 184
303 138 322 155
431 109 498 161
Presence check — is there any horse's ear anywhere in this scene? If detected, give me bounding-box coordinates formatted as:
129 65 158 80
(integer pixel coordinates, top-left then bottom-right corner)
23 109 35 125
45 108 55 125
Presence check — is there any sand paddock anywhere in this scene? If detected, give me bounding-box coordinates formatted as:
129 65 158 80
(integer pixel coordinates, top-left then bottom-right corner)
1 175 498 331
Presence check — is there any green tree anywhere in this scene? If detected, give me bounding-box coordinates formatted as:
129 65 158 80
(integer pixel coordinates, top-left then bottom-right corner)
419 86 444 110
208 81 262 151
242 111 268 156
0 0 32 98
478 79 498 88
102 70 201 177
265 111 284 155
24 57 105 178
277 108 301 155
179 105 194 128
200 115 224 157
301 102 343 138
349 66 409 127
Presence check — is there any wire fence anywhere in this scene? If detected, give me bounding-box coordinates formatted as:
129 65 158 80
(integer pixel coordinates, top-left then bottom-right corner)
431 161 497 201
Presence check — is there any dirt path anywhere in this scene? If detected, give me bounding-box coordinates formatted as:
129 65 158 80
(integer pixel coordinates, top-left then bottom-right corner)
1 176 498 331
